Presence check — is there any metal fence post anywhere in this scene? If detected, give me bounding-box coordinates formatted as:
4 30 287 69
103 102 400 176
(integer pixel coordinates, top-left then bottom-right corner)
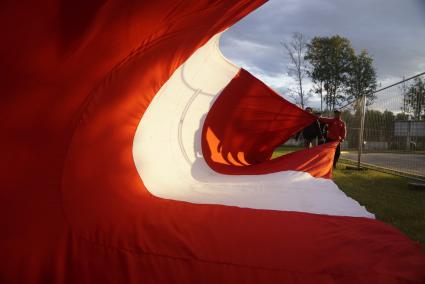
339 71 425 179
357 95 366 169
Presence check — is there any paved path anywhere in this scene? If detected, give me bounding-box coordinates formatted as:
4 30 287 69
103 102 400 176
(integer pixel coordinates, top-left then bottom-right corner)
342 152 425 177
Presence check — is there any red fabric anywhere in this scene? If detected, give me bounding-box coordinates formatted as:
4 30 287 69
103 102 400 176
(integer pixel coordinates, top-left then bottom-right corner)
320 117 347 141
1 1 425 283
202 69 336 178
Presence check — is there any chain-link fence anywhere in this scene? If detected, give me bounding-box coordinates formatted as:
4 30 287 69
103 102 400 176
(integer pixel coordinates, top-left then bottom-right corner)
340 72 425 179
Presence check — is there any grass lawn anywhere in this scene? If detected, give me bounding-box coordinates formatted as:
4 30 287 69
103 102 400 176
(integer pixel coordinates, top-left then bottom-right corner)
272 146 303 158
273 146 425 248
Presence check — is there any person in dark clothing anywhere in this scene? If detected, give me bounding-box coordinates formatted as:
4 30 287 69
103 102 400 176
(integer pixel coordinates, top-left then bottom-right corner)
318 109 346 168
302 107 324 148
315 112 327 145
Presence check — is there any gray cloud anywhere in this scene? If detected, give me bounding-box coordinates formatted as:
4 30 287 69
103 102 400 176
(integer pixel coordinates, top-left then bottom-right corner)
220 0 425 99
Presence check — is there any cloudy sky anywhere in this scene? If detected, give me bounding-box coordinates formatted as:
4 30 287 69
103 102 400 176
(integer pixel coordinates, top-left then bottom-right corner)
220 0 425 109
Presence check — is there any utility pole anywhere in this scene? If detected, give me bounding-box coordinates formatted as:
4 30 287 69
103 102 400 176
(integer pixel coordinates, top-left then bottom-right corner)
357 94 366 169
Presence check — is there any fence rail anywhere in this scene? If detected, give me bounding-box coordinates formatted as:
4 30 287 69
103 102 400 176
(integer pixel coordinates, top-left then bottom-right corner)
340 72 425 179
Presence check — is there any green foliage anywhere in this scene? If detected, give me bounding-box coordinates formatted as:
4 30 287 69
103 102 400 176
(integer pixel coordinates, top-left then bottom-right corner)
305 35 355 110
402 77 425 120
396 112 410 120
305 36 377 109
346 50 377 105
362 109 395 142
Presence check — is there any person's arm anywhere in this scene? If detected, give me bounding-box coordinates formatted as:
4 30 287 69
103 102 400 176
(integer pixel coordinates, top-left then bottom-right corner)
341 122 346 141
318 117 333 124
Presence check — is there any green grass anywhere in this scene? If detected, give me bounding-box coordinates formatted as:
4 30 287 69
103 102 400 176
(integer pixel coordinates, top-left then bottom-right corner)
272 146 303 158
333 167 425 247
273 146 425 247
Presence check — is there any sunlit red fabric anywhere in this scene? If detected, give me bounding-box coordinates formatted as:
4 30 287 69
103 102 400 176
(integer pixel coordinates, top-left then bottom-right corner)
1 1 425 283
203 69 337 178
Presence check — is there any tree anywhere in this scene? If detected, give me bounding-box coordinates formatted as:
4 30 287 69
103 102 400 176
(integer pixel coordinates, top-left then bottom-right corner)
346 50 377 106
341 110 358 148
395 112 409 121
382 110 395 141
283 32 310 108
403 77 425 120
305 35 355 110
399 75 410 116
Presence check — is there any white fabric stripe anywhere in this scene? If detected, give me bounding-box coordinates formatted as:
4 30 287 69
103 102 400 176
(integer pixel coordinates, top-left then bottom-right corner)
132 34 373 218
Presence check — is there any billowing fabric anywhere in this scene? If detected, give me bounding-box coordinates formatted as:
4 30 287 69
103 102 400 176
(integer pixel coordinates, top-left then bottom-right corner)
1 1 425 284
202 69 336 177
131 34 373 217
